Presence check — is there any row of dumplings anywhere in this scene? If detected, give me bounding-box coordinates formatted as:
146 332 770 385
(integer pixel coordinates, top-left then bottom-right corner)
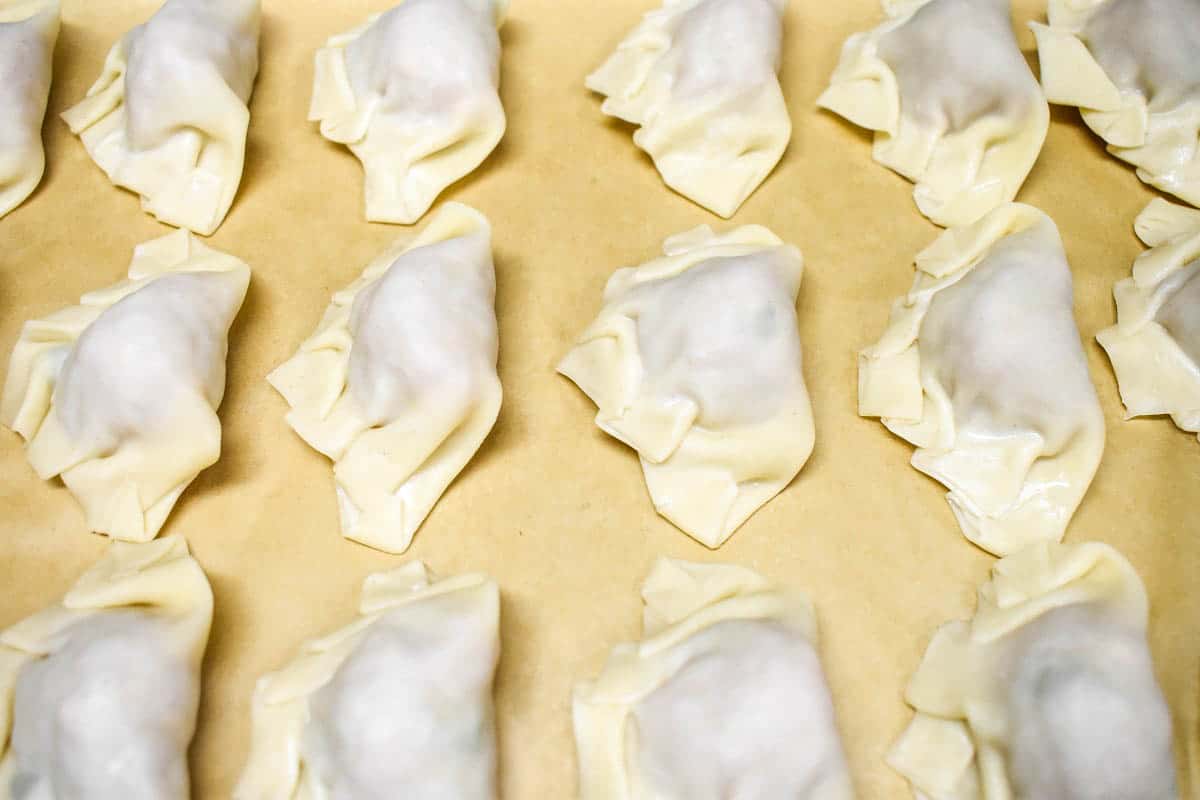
6 194 1198 555
0 0 508 231
0 533 1176 797
6 0 1198 235
590 0 1200 226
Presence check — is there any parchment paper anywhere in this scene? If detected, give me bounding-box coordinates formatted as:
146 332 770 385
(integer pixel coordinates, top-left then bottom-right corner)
0 0 1195 796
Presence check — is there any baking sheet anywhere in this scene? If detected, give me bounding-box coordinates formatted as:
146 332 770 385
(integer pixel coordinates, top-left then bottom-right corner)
1 0 1196 796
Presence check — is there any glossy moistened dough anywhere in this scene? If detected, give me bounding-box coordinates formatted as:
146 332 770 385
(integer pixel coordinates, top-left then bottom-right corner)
0 535 213 800
888 541 1176 799
573 559 853 800
0 230 250 542
310 0 507 225
268 203 501 554
859 203 1104 556
587 0 791 218
1032 0 1200 207
0 0 58 220
1097 199 1200 438
819 0 1049 227
235 562 499 800
60 0 260 235
557 224 814 548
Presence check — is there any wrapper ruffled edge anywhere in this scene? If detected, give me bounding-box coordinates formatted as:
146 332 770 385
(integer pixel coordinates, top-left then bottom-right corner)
0 535 214 787
586 0 791 218
60 1 260 235
886 541 1148 800
858 202 1104 556
308 0 507 225
233 562 499 800
0 229 250 542
1097 198 1200 437
818 0 1049 227
556 223 813 548
267 202 501 554
1030 0 1200 208
572 558 831 800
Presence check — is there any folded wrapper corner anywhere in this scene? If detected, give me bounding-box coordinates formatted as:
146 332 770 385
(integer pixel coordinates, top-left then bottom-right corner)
60 0 260 235
557 223 814 548
268 202 501 554
0 228 250 542
1097 198 1200 438
0 535 213 796
0 0 59 219
309 0 507 225
573 558 853 799
818 0 1048 227
1030 0 1200 207
858 203 1105 556
587 0 791 218
887 541 1176 799
234 562 500 800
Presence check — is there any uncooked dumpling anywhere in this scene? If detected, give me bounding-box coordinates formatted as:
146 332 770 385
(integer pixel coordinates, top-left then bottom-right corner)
0 230 251 542
819 0 1049 227
557 223 814 548
858 203 1105 556
1098 199 1200 438
0 535 213 800
235 562 499 800
587 0 791 218
1032 0 1200 208
573 559 853 800
0 0 58 220
268 202 501 554
61 0 260 235
888 541 1176 799
310 0 506 224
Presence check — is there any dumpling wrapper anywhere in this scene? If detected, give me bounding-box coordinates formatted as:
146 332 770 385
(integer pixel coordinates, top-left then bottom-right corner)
0 229 250 542
1097 199 1200 438
573 558 853 800
858 203 1105 556
818 0 1049 227
1031 0 1200 208
234 562 500 800
587 0 792 219
557 223 814 548
60 0 260 236
267 202 501 554
0 535 213 800
309 0 507 225
0 0 58 220
888 541 1176 800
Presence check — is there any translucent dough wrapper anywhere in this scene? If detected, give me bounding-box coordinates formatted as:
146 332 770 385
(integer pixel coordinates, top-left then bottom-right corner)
818 0 1049 227
0 229 251 541
61 0 260 235
858 203 1105 555
573 558 853 800
268 202 501 554
309 0 507 224
0 0 59 219
558 223 814 548
235 562 500 800
1031 0 1200 208
0 535 213 800
587 0 791 218
1097 198 1200 438
888 541 1176 800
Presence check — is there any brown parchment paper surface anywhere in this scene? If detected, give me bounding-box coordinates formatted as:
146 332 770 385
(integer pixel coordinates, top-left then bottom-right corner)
0 0 1196 796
